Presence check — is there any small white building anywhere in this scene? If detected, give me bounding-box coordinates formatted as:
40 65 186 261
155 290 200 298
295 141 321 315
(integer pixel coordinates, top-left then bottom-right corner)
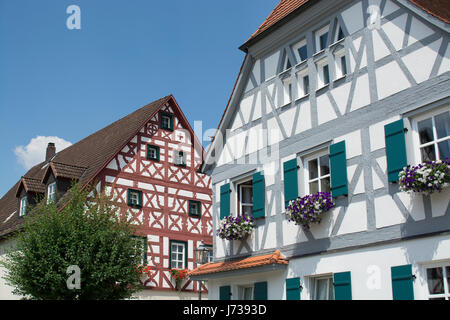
191 0 450 300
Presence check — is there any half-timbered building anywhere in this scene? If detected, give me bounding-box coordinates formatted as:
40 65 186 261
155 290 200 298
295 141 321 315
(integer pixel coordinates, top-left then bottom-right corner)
0 95 213 299
190 0 450 300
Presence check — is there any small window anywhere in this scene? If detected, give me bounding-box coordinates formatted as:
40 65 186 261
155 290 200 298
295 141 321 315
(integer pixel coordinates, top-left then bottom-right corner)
317 60 330 88
170 241 187 269
315 25 329 52
335 49 348 79
337 26 345 42
239 285 254 300
424 264 450 300
147 145 160 161
305 153 331 194
292 39 308 63
303 75 310 96
312 276 334 300
47 182 56 204
297 70 309 97
174 151 186 167
283 79 292 105
127 189 143 207
238 180 253 216
188 200 201 217
414 110 450 162
19 196 27 217
161 113 173 131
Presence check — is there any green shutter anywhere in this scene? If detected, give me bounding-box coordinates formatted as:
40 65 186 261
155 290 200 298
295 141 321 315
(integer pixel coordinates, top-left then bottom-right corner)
219 285 231 300
334 272 352 300
252 171 265 219
391 264 414 300
220 183 231 220
253 281 268 300
286 278 301 300
385 120 408 182
283 159 299 207
329 141 348 197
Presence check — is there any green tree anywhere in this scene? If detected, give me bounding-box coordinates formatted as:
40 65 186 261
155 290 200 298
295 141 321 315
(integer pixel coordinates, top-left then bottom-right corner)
0 183 144 300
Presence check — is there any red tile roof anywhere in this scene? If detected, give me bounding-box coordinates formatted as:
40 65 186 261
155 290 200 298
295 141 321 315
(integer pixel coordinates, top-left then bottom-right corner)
242 0 449 50
189 250 288 277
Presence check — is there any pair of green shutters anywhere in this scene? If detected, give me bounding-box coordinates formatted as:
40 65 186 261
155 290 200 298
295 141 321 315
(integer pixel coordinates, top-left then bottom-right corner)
283 119 408 205
220 171 265 220
283 140 348 206
285 272 352 300
284 264 414 300
219 281 267 300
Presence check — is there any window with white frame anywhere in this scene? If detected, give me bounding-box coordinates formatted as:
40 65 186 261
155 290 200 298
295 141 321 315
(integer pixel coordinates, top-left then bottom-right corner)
174 150 186 166
312 276 334 300
336 25 345 42
305 152 331 194
296 69 309 97
47 182 56 204
424 263 450 300
334 48 348 79
413 108 450 163
292 38 308 64
316 58 330 88
170 241 186 269
238 285 254 300
282 78 292 106
237 180 253 216
19 196 27 216
315 25 329 52
282 53 292 71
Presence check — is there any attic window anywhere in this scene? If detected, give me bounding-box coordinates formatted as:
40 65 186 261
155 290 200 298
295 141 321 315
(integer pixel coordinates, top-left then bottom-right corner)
47 182 56 204
174 151 186 167
161 113 173 131
315 25 329 52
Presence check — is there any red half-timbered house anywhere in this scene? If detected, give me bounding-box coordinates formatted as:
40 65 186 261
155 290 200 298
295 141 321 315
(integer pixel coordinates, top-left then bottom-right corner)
0 95 213 299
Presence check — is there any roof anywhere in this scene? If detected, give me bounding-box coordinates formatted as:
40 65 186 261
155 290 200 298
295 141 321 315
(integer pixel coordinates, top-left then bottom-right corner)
0 95 174 238
241 0 450 50
189 250 288 277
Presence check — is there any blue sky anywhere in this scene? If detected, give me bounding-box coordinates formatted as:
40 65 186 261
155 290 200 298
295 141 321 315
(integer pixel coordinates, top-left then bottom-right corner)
0 0 278 195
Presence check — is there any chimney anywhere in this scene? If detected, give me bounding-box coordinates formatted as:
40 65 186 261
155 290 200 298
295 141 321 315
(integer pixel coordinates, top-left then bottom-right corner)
46 142 56 161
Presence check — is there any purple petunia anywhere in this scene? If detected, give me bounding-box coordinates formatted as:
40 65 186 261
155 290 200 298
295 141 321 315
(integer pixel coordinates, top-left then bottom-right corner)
285 192 335 229
217 214 256 240
399 158 450 194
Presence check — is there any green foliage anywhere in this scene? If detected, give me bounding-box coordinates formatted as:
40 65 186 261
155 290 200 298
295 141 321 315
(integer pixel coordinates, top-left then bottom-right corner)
0 182 144 300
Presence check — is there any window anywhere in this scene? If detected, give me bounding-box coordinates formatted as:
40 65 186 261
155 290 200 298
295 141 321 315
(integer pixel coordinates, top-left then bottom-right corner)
161 113 173 131
238 180 253 216
305 153 331 194
47 182 56 204
337 26 345 42
282 78 292 105
315 25 329 52
174 150 186 166
292 39 308 63
424 263 450 300
188 200 201 217
170 241 187 269
413 109 450 162
297 69 309 97
147 145 160 161
19 196 27 217
239 285 254 300
335 49 348 79
312 276 334 300
282 53 292 71
317 59 330 88
127 189 142 207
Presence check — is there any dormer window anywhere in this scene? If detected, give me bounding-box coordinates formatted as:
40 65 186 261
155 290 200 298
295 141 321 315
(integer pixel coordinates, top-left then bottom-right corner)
47 182 56 204
174 151 186 167
19 196 28 216
161 113 174 131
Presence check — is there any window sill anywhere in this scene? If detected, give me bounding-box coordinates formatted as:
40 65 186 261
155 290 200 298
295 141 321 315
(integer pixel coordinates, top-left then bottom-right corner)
334 75 347 84
315 84 329 94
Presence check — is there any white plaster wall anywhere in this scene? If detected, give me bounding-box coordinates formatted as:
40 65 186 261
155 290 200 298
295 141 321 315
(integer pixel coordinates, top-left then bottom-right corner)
0 238 21 300
207 234 450 300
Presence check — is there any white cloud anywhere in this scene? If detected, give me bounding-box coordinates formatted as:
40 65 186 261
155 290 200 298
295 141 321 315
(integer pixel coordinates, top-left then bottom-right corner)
14 136 72 170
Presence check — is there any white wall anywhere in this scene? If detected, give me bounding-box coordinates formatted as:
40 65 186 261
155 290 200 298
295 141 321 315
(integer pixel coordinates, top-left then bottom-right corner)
0 238 21 300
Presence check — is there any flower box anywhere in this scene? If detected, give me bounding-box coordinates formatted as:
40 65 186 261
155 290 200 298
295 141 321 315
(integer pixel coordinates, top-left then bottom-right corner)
217 215 256 241
399 159 450 195
169 268 189 291
285 192 335 229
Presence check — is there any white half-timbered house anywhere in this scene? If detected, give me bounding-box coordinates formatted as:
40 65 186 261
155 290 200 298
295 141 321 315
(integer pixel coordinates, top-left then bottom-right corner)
191 0 450 300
